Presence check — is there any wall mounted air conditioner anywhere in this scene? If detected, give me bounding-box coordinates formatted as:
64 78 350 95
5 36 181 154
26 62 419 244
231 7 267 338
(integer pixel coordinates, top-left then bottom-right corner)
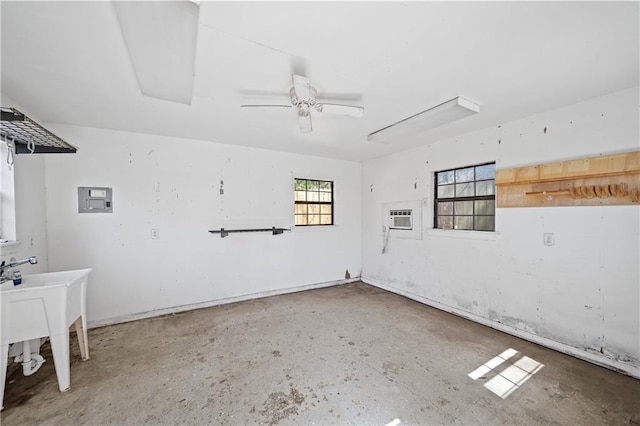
389 209 413 230
382 200 422 241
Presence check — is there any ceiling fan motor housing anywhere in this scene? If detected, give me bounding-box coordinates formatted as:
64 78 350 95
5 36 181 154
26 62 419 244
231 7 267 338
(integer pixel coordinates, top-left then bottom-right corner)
290 87 319 117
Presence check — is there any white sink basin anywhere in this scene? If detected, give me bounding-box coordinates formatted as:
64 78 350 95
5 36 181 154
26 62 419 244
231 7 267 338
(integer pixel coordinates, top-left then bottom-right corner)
2 269 87 290
1 268 91 409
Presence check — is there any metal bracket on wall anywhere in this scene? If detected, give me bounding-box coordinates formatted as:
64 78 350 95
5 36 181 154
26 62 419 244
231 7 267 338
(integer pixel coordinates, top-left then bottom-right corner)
208 227 291 238
1 107 77 154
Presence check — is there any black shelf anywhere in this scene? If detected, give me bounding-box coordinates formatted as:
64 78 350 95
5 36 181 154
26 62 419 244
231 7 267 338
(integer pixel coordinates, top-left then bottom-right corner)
1 107 77 154
209 227 291 238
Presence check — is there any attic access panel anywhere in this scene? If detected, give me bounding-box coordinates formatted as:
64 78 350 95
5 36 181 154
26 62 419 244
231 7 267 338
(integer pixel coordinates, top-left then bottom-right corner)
0 107 77 154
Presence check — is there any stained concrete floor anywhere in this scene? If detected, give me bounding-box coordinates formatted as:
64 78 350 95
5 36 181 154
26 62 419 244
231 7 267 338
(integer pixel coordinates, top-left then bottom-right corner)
1 282 639 425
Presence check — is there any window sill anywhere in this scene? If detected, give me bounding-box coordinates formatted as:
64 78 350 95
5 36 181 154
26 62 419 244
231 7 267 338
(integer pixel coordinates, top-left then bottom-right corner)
0 240 20 248
426 228 500 241
293 224 338 232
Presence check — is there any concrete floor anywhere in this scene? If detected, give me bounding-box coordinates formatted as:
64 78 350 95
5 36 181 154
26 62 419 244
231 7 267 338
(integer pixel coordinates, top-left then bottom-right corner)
1 282 639 425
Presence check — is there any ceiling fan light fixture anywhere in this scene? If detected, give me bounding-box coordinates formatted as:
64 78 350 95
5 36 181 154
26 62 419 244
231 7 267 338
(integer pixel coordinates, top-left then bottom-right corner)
241 74 364 134
367 96 480 143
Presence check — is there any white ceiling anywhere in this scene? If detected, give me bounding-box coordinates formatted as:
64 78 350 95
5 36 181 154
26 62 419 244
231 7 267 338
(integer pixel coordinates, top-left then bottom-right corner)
1 1 638 162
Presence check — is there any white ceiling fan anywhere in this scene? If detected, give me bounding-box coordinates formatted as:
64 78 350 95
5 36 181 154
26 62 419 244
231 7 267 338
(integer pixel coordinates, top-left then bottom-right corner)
241 74 364 133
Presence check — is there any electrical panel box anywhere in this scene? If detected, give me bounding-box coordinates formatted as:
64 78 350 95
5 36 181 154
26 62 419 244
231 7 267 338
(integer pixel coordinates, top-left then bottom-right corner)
78 187 113 213
389 209 413 230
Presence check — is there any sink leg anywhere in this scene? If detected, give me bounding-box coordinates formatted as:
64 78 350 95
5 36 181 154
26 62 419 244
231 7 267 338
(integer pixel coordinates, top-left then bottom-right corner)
1 344 8 410
49 333 70 392
74 317 89 361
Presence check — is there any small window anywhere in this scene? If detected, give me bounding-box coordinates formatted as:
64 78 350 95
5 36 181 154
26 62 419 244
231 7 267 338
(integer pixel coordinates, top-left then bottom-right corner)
0 142 17 242
294 178 333 226
434 162 495 231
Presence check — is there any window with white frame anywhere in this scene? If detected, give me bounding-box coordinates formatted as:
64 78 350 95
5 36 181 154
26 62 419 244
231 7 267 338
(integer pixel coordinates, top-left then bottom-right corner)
0 141 17 242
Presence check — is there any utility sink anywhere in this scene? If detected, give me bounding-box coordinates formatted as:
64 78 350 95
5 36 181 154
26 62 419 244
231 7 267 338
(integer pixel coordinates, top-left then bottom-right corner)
1 268 91 409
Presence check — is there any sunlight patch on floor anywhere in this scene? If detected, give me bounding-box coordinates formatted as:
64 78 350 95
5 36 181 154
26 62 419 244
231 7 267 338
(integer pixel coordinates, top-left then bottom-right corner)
468 349 544 399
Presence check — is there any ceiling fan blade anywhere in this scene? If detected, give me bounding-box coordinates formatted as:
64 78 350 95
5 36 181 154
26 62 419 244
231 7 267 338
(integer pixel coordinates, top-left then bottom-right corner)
292 74 311 100
319 103 364 118
298 114 312 133
240 104 292 109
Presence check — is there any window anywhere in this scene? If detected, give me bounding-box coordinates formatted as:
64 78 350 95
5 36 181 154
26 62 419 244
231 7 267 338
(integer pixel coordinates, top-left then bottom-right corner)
294 178 333 226
0 142 17 243
434 162 495 231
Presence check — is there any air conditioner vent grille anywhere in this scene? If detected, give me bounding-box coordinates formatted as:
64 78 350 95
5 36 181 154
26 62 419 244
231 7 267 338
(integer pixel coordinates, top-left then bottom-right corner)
389 209 413 230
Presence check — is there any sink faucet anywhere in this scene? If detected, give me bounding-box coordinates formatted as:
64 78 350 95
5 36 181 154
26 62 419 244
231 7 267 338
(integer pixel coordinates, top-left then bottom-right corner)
0 256 37 284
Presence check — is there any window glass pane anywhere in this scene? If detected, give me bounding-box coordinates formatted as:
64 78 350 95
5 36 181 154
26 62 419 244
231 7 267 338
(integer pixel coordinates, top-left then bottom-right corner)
437 201 453 215
294 204 308 214
454 200 473 215
308 214 320 225
321 204 332 214
307 180 320 190
320 214 332 225
454 216 473 230
455 182 474 197
295 215 307 225
319 181 331 191
475 200 495 215
438 184 455 198
475 215 495 231
437 216 453 230
307 192 319 202
294 179 307 190
476 180 495 196
308 204 320 214
455 167 474 183
294 190 307 201
475 164 495 180
437 170 454 185
319 192 332 202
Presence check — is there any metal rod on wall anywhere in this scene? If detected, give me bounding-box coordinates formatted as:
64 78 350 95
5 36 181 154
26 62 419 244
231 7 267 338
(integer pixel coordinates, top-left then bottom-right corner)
208 227 291 238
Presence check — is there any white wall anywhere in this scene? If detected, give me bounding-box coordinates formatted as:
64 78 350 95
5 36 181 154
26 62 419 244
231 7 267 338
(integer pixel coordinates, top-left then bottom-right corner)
0 94 49 276
44 125 362 325
361 87 640 377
